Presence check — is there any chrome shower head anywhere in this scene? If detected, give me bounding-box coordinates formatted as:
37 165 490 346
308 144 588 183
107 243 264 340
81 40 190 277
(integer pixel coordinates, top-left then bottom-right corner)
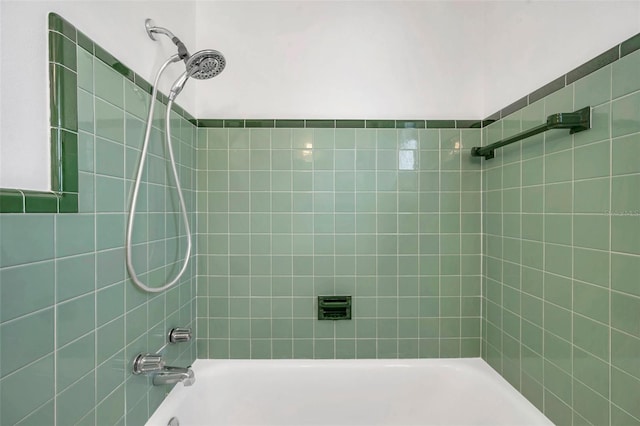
186 49 226 80
168 50 226 100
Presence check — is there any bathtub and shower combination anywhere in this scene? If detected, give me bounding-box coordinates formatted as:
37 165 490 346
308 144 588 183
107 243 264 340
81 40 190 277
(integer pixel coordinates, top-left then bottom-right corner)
128 20 552 426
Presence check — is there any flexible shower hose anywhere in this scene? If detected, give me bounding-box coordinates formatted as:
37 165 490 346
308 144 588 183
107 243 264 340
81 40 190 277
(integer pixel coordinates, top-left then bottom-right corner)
125 54 193 293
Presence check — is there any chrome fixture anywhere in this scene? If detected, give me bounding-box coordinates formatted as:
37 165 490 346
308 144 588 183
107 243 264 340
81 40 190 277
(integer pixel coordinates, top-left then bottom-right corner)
169 49 226 100
143 18 226 101
132 353 195 387
145 327 193 359
168 327 192 343
126 19 226 293
186 50 226 80
153 365 196 387
145 19 190 61
132 353 165 375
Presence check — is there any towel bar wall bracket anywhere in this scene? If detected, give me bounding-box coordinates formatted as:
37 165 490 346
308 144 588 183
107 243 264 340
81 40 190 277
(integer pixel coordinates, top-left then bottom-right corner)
470 106 591 160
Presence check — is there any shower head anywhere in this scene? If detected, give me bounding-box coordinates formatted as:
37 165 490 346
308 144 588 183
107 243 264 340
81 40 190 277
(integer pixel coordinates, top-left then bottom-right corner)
145 19 226 93
186 49 226 80
169 49 226 100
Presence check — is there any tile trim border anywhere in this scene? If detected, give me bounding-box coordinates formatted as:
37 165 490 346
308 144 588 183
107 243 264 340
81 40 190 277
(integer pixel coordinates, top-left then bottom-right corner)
195 118 486 129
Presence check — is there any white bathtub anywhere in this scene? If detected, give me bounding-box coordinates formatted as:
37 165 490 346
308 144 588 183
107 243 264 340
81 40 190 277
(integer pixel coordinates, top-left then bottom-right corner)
146 358 551 426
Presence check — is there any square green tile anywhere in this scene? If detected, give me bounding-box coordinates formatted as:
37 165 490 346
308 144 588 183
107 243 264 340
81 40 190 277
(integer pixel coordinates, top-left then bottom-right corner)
612 91 640 138
574 313 609 360
0 215 55 267
77 90 95 134
1 261 55 323
574 140 610 180
613 133 640 176
611 330 640 380
611 291 640 338
613 49 640 99
95 41 133 82
0 355 54 426
56 293 95 347
612 215 640 255
573 280 609 324
57 368 95 426
56 253 95 302
544 360 572 405
611 367 640 420
544 214 571 245
612 174 640 214
0 308 54 375
543 389 572 426
574 177 610 213
611 252 640 296
544 243 572 277
573 247 610 287
572 377 609 426
545 182 572 213
575 64 611 108
76 47 93 92
611 404 640 425
95 383 124 426
544 302 571 344
573 214 609 251
95 98 124 143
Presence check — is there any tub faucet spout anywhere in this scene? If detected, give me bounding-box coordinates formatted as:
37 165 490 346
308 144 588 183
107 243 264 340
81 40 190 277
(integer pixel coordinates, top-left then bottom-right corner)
153 365 196 386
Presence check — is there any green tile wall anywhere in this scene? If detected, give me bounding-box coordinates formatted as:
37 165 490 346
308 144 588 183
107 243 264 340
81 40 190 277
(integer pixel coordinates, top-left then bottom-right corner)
0 15 197 425
481 48 640 426
195 126 483 359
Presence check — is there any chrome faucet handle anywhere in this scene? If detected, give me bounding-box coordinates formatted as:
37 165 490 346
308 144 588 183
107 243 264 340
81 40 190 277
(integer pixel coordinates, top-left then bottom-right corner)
132 353 165 375
168 327 192 343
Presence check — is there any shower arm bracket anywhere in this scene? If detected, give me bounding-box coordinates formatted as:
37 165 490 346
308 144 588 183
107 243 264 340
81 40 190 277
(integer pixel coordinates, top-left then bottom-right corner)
470 106 591 160
145 18 190 60
145 19 164 41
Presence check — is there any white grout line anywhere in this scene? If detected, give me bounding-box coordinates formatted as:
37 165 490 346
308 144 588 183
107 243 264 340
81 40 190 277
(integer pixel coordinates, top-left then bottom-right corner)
608 72 614 426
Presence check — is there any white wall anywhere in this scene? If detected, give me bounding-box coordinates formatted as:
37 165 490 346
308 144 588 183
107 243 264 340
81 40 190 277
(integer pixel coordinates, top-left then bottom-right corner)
194 1 487 120
0 0 196 191
482 0 640 116
198 0 640 120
